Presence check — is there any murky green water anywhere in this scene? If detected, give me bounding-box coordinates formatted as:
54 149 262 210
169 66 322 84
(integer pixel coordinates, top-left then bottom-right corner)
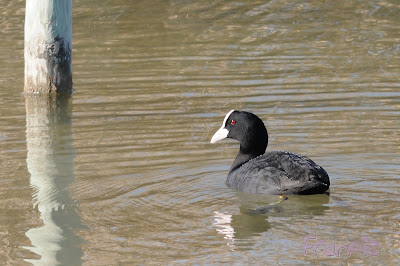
1 0 399 264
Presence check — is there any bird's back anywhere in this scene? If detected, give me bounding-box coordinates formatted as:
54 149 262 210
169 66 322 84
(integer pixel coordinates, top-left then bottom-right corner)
226 151 330 195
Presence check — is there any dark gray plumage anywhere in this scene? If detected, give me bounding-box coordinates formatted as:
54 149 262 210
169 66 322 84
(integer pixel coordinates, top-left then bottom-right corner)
211 110 330 195
227 151 330 194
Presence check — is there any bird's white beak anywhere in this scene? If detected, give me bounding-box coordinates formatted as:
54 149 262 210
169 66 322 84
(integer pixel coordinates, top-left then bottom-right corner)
210 109 235 143
210 127 229 143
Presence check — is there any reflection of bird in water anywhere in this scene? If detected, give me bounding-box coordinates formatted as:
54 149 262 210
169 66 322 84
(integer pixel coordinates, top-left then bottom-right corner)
247 195 288 215
214 192 331 250
214 211 271 251
237 192 330 217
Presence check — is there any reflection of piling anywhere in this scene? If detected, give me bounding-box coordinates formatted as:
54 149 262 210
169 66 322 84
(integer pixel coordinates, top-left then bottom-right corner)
24 94 84 265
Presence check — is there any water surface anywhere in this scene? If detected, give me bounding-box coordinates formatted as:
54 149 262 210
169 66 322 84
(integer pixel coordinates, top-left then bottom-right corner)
0 0 399 264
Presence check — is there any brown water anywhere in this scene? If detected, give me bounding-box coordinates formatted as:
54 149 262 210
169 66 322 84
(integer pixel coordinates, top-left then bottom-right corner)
1 0 399 264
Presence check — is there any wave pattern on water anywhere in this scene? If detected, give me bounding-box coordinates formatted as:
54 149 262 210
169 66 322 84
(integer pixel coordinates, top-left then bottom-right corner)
0 0 399 264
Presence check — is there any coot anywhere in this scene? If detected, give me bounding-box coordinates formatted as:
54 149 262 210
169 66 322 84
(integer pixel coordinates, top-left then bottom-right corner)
211 110 330 195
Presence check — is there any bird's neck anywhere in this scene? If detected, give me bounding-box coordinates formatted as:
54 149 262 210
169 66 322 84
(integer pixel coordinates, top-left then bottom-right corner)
230 125 268 171
230 145 265 171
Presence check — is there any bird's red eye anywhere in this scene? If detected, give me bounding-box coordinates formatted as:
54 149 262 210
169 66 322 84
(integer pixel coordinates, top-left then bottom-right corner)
231 120 236 125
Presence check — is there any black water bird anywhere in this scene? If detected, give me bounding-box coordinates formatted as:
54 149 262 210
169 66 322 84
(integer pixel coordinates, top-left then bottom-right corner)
211 110 330 195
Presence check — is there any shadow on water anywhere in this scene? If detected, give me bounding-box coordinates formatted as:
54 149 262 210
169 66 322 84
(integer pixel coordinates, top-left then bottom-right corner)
214 192 330 250
23 94 85 266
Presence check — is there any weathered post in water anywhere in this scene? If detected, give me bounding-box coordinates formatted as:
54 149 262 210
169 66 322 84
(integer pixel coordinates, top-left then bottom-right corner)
24 0 73 94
